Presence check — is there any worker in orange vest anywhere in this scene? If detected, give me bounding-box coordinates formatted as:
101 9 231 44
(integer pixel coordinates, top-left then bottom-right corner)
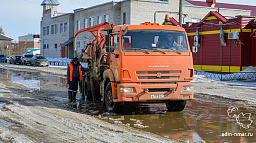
67 57 83 105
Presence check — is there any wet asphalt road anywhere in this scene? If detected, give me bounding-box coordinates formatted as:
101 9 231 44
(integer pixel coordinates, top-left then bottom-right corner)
0 68 255 143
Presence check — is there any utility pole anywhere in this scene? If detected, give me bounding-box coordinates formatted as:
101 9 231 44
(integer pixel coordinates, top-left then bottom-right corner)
179 0 183 26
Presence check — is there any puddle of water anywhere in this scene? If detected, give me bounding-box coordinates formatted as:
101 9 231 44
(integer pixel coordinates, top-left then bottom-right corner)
0 102 6 108
0 69 68 94
107 99 256 143
0 119 13 127
11 71 41 90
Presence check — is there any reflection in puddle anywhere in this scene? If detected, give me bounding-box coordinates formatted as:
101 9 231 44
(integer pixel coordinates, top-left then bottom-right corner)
112 105 194 142
0 69 68 94
109 99 256 142
0 119 13 127
0 102 6 108
184 100 256 143
11 71 40 90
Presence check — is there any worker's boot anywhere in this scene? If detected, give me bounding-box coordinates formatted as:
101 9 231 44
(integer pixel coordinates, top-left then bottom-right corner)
72 92 77 107
68 91 73 103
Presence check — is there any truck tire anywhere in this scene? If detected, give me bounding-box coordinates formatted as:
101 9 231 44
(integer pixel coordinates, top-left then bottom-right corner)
166 100 186 111
105 82 119 112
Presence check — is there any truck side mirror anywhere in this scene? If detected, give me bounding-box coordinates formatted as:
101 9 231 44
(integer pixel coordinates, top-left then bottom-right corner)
193 35 199 47
192 46 198 53
121 27 129 37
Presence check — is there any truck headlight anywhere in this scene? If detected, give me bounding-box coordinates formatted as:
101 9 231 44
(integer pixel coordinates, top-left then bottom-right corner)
183 86 194 92
120 87 134 93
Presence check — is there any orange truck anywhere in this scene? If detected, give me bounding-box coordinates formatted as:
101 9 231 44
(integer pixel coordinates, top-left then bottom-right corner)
74 21 194 112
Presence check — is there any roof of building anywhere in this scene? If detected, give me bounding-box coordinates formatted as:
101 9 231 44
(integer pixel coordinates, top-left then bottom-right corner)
18 34 40 38
197 11 227 26
41 0 60 5
0 34 13 41
59 37 74 47
18 34 34 38
183 0 195 6
74 1 113 13
185 0 256 16
185 11 254 29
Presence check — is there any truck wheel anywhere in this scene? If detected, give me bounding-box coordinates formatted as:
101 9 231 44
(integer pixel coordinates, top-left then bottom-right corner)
105 82 119 112
166 100 186 111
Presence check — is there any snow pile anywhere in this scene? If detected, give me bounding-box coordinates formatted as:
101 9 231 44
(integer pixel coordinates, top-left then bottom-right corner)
240 66 256 72
195 66 256 81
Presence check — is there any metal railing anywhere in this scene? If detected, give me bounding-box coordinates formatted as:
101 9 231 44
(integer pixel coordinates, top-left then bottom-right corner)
195 71 256 81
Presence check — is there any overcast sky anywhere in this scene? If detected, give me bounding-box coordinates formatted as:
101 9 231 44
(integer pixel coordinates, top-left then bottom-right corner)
0 0 256 42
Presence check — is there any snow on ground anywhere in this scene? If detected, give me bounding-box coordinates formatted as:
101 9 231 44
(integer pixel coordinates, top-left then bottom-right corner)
192 67 256 105
193 66 256 87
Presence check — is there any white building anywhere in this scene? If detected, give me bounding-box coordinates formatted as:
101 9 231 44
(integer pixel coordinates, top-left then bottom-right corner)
41 0 252 58
41 0 74 58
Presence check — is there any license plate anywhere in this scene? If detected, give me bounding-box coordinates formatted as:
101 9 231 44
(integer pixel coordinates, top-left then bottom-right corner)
151 94 168 98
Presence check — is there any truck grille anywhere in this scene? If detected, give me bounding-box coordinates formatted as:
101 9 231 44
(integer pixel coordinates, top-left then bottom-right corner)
136 71 180 80
148 88 170 92
139 82 176 84
138 76 178 79
136 71 180 74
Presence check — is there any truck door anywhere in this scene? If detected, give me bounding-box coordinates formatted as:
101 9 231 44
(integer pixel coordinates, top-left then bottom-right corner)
110 34 121 82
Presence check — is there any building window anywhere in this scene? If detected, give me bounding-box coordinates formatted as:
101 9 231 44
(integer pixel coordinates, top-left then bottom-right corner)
97 16 102 24
104 15 109 23
84 19 88 29
77 20 80 31
64 22 68 32
44 44 46 49
47 26 49 35
55 44 58 48
89 18 93 27
47 44 49 49
51 25 54 34
55 24 58 34
123 13 126 25
43 27 46 36
60 23 63 33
